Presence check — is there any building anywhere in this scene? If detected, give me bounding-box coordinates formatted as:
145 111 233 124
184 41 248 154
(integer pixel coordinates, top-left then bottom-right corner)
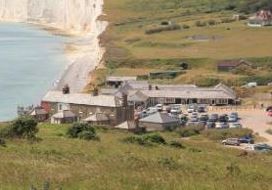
139 112 179 132
51 110 77 124
217 59 252 72
248 10 272 27
106 76 137 88
41 91 134 126
84 112 110 126
29 106 49 122
101 81 237 106
115 121 136 131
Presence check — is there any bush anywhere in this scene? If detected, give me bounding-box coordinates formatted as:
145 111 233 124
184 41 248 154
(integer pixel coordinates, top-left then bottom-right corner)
123 133 166 146
208 19 216 26
67 123 99 141
179 125 205 137
266 129 272 135
0 138 6 147
169 141 185 149
202 128 253 141
145 24 181 35
0 117 38 140
182 24 190 29
195 21 207 27
221 18 235 23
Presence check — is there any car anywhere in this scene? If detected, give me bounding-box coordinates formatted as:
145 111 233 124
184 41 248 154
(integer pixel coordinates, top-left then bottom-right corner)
222 138 240 146
206 122 215 129
229 122 242 129
230 112 239 118
155 104 163 111
197 106 206 113
146 107 158 115
238 136 254 144
215 122 229 129
187 105 197 113
245 144 272 152
228 116 238 123
219 114 228 122
199 114 209 122
209 114 219 122
190 117 199 122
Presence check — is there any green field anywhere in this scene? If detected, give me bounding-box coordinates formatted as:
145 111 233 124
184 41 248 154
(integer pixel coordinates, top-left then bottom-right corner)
89 0 272 90
1 123 272 189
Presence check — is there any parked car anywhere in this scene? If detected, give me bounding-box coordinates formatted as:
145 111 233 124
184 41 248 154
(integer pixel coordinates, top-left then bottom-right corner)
238 136 254 144
155 104 163 111
199 114 209 122
267 110 272 117
187 105 197 113
230 112 239 118
190 117 199 122
222 138 240 146
219 114 228 122
215 122 229 129
245 144 272 152
209 114 219 122
206 122 215 129
228 115 238 123
197 106 206 113
229 122 242 129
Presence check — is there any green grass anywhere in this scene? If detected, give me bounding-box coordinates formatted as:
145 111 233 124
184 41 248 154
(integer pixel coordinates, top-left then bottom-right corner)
92 0 272 90
0 123 272 189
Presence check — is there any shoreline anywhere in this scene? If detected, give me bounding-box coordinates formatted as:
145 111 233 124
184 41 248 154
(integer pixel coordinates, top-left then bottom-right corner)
0 0 108 93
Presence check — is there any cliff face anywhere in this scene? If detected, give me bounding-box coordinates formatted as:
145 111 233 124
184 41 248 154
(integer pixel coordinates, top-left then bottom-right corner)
0 0 107 92
0 0 104 33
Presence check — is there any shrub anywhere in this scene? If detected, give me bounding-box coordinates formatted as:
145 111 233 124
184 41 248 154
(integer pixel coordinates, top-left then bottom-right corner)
195 21 207 27
0 138 6 147
145 24 181 35
208 19 216 26
202 128 253 141
266 129 272 135
169 141 185 149
221 18 235 23
179 125 205 137
67 123 99 141
123 133 166 146
182 24 190 29
0 117 38 140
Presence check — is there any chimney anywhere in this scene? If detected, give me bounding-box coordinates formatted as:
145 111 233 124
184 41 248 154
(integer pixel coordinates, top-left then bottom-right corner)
62 84 70 94
122 93 128 107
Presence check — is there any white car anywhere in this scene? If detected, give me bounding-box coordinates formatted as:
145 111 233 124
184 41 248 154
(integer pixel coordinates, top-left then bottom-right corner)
229 123 242 129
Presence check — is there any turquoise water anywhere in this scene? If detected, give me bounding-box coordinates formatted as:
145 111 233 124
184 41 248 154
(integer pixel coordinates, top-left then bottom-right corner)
0 23 68 121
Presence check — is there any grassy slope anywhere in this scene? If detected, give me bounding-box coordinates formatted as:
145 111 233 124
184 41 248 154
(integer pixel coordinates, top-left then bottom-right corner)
1 124 272 189
90 0 272 88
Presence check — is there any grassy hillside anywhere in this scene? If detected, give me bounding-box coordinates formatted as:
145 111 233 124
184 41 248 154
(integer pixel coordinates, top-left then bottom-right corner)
89 0 272 90
1 123 272 189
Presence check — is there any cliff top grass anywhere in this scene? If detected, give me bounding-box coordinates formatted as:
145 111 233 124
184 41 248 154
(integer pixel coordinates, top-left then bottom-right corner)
90 0 272 91
1 123 272 189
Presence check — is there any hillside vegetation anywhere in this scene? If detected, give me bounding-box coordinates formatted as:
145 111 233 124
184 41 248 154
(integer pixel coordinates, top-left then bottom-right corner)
90 0 272 89
0 123 272 189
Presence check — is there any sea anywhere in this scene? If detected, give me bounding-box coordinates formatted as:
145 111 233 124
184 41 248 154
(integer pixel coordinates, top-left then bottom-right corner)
0 23 68 121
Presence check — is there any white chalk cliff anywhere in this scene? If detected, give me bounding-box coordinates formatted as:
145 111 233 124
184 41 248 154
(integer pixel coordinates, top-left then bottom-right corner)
0 0 107 92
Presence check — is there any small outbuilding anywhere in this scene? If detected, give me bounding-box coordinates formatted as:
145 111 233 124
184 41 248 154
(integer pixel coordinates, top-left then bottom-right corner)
84 113 110 126
30 107 49 122
217 59 252 72
51 110 77 124
139 112 179 132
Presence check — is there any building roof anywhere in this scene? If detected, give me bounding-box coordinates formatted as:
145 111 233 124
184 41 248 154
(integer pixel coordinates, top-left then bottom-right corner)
30 107 48 116
128 90 149 102
84 113 109 122
42 91 122 108
142 88 236 99
115 121 136 130
52 110 77 119
217 59 252 68
140 112 179 124
106 76 137 82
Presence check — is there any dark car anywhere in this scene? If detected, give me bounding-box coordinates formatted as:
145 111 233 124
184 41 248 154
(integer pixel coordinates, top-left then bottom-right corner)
219 114 228 122
209 114 218 122
238 136 254 144
206 122 215 129
197 106 206 113
199 114 209 122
